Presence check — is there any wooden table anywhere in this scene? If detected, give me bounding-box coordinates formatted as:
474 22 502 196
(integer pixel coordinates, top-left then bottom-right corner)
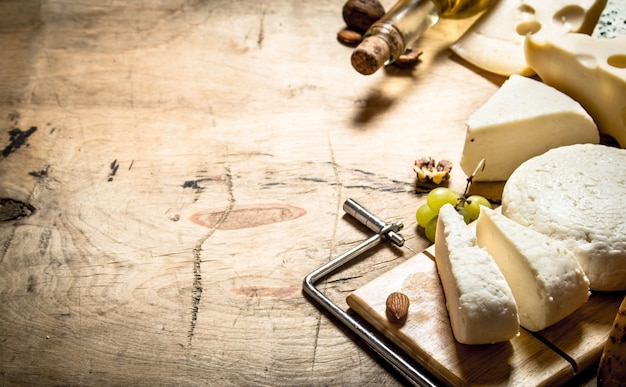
0 1 602 385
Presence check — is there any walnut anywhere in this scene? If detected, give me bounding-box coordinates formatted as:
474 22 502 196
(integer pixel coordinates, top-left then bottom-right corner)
342 0 385 33
414 157 453 185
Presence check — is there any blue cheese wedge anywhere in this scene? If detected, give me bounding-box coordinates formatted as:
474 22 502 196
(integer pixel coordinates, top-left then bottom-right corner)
435 204 519 344
593 0 626 39
460 74 599 182
450 0 606 76
476 207 590 331
502 144 626 291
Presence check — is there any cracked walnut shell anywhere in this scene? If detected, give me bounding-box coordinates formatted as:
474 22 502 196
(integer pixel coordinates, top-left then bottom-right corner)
414 157 452 185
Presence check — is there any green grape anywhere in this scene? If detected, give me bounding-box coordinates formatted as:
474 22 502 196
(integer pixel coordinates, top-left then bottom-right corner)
424 216 438 243
458 207 471 224
464 195 491 221
427 187 460 211
416 204 438 228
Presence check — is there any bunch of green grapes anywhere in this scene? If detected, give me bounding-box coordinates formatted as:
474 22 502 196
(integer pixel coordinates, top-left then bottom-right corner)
415 187 491 242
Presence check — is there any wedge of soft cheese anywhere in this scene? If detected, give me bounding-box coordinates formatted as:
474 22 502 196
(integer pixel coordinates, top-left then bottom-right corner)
525 33 626 147
435 204 519 344
502 144 626 291
460 74 598 182
450 0 607 76
476 207 590 331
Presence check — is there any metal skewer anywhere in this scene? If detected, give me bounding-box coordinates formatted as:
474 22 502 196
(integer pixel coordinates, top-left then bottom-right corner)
302 199 436 387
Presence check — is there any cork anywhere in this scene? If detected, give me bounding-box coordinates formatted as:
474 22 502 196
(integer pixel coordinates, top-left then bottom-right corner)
351 35 391 75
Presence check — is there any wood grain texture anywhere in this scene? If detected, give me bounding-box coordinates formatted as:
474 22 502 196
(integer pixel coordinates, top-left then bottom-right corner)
0 0 605 386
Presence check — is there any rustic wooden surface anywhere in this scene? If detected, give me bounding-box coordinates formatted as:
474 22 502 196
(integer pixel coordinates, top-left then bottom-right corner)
0 1 605 385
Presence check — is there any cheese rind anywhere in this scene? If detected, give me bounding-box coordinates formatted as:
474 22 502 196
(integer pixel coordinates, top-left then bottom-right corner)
502 144 626 291
525 33 626 147
476 207 590 331
460 74 599 182
451 0 606 76
435 204 519 344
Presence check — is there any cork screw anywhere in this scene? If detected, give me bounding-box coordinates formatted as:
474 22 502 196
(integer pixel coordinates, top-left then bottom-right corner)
343 198 416 253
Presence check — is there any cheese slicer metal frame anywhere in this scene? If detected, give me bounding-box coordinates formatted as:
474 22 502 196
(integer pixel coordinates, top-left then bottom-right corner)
302 198 438 387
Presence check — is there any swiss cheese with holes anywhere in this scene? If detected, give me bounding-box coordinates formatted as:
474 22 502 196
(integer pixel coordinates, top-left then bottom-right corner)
450 0 606 76
525 33 626 147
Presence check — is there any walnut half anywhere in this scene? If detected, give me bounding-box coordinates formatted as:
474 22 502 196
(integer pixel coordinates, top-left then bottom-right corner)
414 157 452 185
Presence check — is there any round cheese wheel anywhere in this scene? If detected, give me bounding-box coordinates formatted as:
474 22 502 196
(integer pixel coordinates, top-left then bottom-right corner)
502 144 626 291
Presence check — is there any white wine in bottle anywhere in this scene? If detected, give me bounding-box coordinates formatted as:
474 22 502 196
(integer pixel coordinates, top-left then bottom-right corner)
351 0 496 75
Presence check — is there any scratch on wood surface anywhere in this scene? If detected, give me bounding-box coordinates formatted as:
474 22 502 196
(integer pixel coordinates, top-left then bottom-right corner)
0 235 13 264
327 131 342 253
107 159 119 182
297 164 411 194
77 270 83 339
181 176 223 193
257 7 266 49
231 286 299 298
311 130 344 369
29 164 50 180
187 164 235 348
311 311 322 371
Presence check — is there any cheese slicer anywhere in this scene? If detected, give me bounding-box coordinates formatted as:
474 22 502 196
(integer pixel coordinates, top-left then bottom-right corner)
302 198 436 387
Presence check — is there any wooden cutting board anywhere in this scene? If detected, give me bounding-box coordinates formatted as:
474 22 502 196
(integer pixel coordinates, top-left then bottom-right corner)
347 246 624 386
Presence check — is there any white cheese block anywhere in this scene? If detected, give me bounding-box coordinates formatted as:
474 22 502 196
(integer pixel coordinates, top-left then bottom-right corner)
502 144 626 291
435 204 519 344
476 207 590 331
525 33 626 148
450 0 607 76
460 74 599 182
